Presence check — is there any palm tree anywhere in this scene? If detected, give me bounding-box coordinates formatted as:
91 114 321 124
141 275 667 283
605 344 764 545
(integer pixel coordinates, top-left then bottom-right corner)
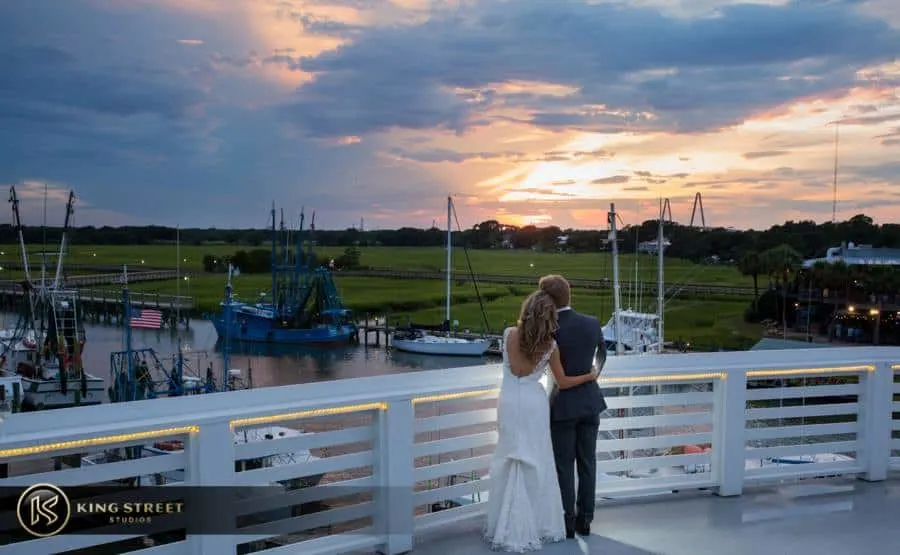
738 250 763 309
761 244 802 335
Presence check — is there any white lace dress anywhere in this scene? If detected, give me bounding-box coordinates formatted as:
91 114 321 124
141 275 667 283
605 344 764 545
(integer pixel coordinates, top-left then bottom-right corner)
484 328 566 552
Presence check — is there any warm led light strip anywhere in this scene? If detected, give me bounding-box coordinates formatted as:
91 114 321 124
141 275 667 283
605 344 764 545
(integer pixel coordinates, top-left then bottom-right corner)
747 365 874 378
0 425 199 459
891 364 900 371
230 402 387 429
414 389 498 404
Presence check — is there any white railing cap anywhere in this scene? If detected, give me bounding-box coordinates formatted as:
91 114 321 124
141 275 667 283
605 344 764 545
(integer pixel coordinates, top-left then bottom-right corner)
2 347 898 448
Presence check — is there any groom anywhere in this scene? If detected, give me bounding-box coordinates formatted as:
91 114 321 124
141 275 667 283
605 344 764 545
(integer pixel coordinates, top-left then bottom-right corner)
540 274 607 538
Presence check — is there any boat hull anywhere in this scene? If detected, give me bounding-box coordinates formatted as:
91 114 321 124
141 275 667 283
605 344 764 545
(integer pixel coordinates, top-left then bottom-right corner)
21 375 105 409
392 337 490 357
213 314 356 345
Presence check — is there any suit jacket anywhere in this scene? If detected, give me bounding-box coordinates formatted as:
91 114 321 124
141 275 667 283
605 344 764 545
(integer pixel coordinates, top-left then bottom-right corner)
549 308 607 421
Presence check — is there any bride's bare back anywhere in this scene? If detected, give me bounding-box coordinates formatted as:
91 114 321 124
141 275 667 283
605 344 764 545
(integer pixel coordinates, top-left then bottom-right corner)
505 327 553 377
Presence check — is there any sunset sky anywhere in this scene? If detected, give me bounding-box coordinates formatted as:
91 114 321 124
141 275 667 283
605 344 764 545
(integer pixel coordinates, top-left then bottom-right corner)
2 0 900 230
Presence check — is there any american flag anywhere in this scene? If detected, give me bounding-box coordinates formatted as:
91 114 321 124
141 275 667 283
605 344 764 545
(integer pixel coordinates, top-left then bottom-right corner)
130 308 163 329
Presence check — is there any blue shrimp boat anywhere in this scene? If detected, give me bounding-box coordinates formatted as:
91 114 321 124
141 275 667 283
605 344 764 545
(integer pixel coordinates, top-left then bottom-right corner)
211 205 357 345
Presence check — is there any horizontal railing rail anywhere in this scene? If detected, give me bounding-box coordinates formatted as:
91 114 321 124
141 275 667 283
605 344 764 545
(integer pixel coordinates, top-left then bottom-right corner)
0 346 898 554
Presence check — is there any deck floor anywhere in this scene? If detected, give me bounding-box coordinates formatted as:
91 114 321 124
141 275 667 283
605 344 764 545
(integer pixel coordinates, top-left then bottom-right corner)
405 475 900 555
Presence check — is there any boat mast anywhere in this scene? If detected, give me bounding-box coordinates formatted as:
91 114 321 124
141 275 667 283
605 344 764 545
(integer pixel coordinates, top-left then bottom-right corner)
445 195 452 329
9 186 31 284
270 203 277 312
52 191 75 290
223 264 233 391
609 203 623 355
9 186 35 326
656 198 664 354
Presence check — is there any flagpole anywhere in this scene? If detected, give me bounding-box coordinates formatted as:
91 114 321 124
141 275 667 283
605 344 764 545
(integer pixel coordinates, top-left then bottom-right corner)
123 264 135 402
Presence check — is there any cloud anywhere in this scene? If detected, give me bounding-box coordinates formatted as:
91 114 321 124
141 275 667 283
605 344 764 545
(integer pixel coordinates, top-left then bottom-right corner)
3 0 900 230
743 150 791 159
592 176 631 184
387 148 522 163
284 0 900 138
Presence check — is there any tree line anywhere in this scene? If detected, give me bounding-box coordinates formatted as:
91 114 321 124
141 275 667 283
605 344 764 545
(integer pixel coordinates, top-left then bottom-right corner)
0 213 896 262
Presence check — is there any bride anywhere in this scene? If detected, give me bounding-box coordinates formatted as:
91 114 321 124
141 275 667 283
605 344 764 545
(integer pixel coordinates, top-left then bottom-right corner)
484 290 600 552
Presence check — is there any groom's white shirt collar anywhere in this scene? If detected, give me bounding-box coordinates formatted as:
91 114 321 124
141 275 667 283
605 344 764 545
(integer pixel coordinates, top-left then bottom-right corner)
557 306 572 312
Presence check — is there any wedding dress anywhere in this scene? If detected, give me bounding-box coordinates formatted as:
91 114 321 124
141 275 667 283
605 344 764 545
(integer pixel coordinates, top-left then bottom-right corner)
484 327 566 552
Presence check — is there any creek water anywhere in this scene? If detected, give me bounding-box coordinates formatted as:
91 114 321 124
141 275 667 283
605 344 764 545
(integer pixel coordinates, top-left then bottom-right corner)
0 312 498 392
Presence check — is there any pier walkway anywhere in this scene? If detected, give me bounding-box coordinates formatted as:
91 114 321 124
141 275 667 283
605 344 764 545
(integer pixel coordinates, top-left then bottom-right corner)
411 476 900 555
0 347 897 554
0 269 178 288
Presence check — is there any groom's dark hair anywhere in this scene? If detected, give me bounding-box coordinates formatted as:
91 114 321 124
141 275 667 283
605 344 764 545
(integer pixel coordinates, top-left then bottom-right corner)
538 274 571 308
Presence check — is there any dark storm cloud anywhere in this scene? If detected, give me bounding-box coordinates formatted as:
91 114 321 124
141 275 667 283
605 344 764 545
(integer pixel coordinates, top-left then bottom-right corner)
283 0 900 137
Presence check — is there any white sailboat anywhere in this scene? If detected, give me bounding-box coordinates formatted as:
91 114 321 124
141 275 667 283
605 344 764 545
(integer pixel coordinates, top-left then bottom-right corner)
392 196 491 357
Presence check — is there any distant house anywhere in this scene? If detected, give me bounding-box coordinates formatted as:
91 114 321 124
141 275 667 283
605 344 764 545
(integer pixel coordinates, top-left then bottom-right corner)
802 242 900 268
556 235 569 246
637 237 671 254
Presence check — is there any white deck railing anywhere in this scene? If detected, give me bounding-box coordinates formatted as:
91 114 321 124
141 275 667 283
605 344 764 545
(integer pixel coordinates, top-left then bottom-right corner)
0 346 899 554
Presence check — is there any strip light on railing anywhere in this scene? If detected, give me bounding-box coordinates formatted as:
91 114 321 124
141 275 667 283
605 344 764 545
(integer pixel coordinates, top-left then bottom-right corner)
0 426 199 459
746 365 874 378
414 390 498 404
230 402 387 429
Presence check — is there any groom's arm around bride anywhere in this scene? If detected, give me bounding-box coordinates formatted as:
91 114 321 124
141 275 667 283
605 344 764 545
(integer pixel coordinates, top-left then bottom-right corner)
539 274 607 538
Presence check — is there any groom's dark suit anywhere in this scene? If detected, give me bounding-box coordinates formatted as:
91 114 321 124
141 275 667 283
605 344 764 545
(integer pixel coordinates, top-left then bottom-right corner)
550 307 607 536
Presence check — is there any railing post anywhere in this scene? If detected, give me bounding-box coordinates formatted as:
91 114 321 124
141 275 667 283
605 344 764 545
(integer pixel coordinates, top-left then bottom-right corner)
858 362 893 482
186 421 236 555
374 400 414 555
712 370 746 496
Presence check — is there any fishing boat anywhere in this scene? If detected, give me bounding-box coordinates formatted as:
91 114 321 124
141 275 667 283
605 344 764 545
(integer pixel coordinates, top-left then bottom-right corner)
604 202 665 356
210 206 357 345
85 264 324 489
0 186 104 409
392 196 491 357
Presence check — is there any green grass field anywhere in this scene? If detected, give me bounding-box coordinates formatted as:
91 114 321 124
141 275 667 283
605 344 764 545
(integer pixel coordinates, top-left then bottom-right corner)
117 274 761 351
0 244 759 349
0 244 751 287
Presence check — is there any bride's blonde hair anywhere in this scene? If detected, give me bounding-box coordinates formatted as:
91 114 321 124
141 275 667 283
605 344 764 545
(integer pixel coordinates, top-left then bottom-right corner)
516 290 558 362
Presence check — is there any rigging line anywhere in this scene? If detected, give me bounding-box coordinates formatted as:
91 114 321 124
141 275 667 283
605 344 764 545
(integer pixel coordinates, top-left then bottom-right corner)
450 200 490 334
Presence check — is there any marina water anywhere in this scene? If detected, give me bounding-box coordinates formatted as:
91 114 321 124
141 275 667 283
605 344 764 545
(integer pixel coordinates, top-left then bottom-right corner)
0 312 497 393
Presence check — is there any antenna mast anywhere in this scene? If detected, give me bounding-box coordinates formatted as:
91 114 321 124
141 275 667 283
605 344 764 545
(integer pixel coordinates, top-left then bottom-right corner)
656 198 672 353
832 121 840 223
609 203 623 356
